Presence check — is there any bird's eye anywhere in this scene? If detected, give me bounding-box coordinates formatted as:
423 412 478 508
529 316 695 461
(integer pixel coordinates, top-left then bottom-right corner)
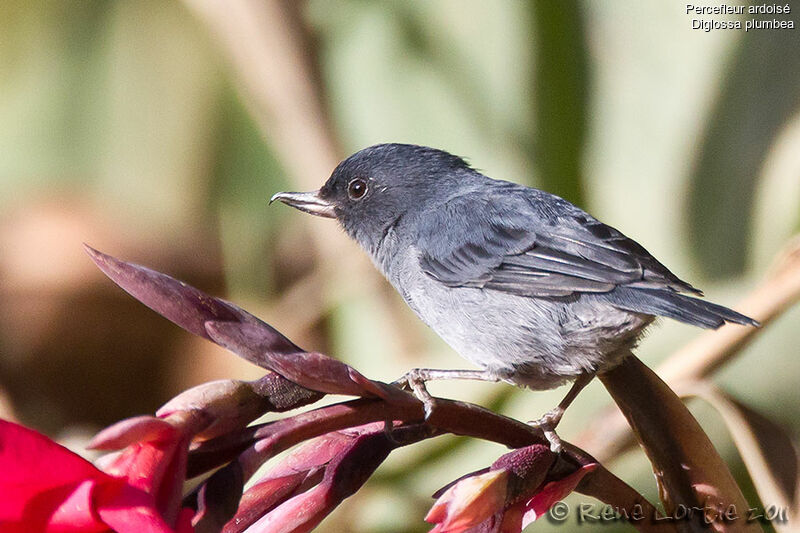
347 178 368 200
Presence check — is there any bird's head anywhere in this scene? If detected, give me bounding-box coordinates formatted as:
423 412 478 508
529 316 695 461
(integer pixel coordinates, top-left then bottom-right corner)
271 143 474 252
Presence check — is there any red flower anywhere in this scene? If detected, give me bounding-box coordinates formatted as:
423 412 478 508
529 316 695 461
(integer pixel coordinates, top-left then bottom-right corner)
425 444 597 533
0 418 194 532
426 470 510 533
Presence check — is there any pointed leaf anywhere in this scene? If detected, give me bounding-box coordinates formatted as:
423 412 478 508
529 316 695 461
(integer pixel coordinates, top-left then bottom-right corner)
205 321 411 403
600 355 762 532
681 382 799 533
85 247 324 414
84 245 299 353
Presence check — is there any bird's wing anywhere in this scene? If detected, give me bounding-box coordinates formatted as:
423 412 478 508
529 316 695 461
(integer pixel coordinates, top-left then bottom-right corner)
416 189 699 298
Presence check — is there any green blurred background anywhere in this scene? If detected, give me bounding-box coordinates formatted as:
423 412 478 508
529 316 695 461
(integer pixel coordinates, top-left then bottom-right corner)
1 1 799 531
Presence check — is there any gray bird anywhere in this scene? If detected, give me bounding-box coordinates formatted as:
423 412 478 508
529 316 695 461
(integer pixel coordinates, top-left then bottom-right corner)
271 143 757 450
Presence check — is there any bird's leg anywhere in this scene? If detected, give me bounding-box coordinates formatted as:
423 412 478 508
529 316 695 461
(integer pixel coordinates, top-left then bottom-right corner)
529 373 594 453
393 369 500 419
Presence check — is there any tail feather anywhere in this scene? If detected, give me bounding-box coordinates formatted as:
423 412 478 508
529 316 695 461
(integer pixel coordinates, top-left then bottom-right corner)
602 287 759 329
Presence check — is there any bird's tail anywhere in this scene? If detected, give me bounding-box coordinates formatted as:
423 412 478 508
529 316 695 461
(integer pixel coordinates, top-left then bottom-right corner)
602 287 759 329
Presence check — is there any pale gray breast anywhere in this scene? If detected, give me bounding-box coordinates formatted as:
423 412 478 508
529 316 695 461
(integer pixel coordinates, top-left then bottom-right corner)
374 231 650 389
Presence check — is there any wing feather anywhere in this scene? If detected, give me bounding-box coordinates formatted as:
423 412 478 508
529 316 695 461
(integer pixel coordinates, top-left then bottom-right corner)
416 189 699 298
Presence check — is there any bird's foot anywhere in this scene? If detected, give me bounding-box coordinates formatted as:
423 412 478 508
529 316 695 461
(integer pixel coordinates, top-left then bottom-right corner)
529 406 565 453
393 368 437 420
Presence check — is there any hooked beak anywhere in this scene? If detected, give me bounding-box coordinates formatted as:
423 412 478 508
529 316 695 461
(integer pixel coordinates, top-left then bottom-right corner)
270 190 336 219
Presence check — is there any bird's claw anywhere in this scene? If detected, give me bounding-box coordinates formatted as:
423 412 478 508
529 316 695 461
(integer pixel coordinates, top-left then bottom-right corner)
394 369 437 421
540 427 563 454
529 407 566 453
